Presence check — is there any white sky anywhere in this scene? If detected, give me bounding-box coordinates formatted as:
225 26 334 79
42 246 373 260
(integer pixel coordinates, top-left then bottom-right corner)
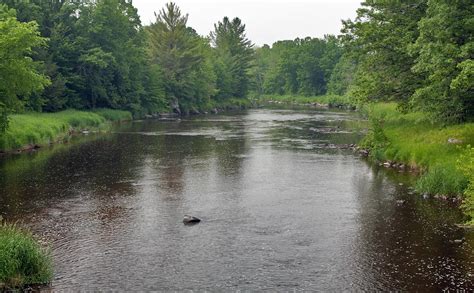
133 0 362 46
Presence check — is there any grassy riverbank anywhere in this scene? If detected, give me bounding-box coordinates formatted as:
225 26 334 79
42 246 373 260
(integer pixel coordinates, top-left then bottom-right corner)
0 223 52 289
0 109 131 152
255 94 355 109
361 103 474 224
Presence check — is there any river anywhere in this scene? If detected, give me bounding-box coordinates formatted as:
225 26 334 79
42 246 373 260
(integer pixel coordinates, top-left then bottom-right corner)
0 108 472 291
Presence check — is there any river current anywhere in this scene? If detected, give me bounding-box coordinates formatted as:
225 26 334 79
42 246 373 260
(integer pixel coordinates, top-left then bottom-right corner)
0 108 472 290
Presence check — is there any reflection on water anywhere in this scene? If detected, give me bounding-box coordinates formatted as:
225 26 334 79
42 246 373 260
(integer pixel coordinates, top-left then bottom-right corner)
0 109 472 291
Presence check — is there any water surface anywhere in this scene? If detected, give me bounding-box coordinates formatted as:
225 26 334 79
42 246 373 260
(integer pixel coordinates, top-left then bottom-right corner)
0 109 472 291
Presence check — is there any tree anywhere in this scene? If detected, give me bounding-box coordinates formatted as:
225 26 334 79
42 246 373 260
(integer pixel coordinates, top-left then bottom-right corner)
411 0 474 122
147 2 215 113
210 17 254 100
341 0 427 107
0 5 50 132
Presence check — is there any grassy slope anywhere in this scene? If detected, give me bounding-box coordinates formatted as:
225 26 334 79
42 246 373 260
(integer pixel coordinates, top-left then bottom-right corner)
363 103 474 223
0 109 131 152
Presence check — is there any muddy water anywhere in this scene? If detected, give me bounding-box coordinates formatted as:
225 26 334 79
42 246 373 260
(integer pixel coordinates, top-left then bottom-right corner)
0 109 472 291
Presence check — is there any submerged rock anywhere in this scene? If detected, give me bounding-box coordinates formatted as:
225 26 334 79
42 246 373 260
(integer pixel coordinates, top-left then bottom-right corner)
183 215 201 224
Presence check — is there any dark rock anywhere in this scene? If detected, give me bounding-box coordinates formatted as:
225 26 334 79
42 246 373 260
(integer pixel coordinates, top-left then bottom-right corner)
183 215 201 225
359 149 369 157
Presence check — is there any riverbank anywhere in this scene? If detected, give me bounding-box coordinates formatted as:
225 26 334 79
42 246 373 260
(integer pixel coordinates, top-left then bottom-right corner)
254 94 356 109
0 223 52 290
361 103 474 224
0 109 132 153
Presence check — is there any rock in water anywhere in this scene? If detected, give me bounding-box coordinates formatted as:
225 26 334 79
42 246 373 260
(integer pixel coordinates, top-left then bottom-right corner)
183 215 201 224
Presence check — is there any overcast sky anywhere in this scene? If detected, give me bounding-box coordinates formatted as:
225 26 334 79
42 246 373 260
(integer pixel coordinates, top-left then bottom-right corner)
133 0 362 46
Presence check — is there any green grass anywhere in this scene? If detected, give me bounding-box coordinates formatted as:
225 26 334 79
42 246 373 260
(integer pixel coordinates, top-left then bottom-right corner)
92 108 133 122
0 223 52 289
256 94 355 109
362 103 474 222
0 109 132 152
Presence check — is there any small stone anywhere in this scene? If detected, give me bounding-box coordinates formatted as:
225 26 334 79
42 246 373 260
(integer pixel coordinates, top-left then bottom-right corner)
453 239 463 244
183 215 201 224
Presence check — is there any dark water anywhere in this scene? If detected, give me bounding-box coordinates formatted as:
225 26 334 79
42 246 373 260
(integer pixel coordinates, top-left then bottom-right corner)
0 109 472 291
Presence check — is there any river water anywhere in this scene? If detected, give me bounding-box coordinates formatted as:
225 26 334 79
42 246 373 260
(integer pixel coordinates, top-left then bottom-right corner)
0 109 472 291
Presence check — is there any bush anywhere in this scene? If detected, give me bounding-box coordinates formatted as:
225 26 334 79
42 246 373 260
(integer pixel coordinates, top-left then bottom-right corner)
0 223 52 289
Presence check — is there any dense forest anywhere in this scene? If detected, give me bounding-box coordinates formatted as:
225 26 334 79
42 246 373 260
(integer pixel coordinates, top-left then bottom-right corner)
0 0 255 131
0 0 472 133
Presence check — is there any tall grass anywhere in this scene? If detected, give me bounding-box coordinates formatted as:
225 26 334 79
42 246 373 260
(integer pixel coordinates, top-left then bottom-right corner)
256 94 355 109
93 108 132 122
0 223 52 289
0 109 132 152
363 103 474 222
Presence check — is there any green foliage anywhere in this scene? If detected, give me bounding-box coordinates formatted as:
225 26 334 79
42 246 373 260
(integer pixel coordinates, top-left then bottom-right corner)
327 53 357 96
340 0 473 123
0 223 52 289
359 114 389 162
251 36 343 98
341 1 427 107
4 0 165 116
0 4 50 132
146 2 215 113
211 16 254 100
457 146 474 224
410 0 474 122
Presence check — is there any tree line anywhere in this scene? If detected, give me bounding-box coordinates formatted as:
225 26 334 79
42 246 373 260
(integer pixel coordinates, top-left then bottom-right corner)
1 0 472 133
252 0 472 123
0 0 254 131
